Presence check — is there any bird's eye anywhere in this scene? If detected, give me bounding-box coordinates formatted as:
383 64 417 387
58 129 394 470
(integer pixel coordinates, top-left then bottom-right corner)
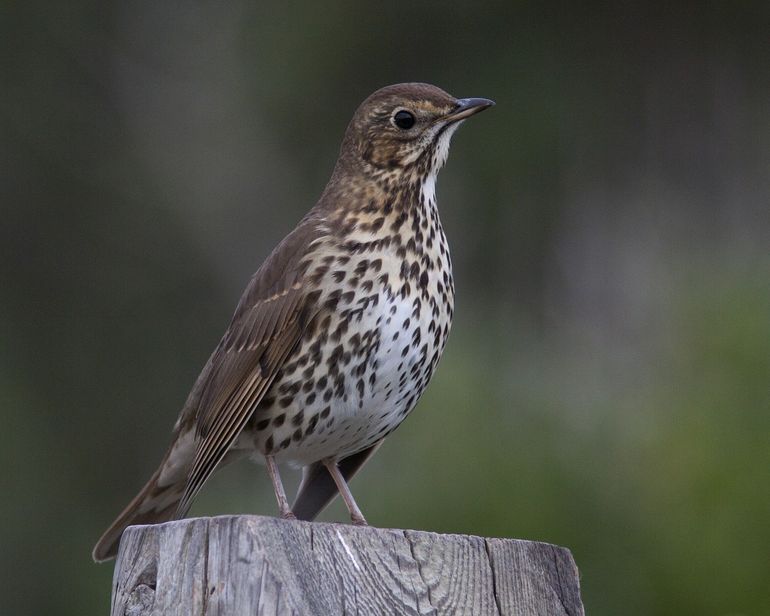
393 110 416 130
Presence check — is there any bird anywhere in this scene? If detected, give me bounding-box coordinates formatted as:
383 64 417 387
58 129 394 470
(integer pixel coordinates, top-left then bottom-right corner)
93 82 494 562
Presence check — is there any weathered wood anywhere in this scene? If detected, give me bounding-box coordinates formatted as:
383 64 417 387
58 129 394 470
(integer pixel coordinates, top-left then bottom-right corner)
110 515 583 616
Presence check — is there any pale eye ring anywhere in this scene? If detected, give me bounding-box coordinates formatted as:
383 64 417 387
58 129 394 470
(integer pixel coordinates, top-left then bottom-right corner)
392 110 416 130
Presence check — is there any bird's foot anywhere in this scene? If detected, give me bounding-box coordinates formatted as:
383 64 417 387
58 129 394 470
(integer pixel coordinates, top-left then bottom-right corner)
351 515 368 526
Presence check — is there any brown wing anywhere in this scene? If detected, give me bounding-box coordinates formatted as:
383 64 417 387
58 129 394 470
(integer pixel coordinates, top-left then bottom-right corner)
176 218 323 516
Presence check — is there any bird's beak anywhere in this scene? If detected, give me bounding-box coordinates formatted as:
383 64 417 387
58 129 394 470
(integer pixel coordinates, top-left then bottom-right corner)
445 97 495 122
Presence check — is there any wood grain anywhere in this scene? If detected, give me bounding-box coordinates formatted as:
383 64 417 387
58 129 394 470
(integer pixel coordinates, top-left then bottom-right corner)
109 515 583 616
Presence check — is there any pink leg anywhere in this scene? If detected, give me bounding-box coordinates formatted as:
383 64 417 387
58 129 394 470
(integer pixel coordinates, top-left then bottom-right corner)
323 459 368 526
265 455 295 520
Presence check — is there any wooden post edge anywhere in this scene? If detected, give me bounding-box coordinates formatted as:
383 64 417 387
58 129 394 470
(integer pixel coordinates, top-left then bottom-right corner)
109 515 584 615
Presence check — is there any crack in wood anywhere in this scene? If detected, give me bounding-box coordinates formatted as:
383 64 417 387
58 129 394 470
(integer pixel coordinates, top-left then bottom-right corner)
483 538 503 616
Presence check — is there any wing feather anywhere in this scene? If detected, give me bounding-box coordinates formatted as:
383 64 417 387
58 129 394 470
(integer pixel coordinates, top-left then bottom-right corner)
175 219 324 516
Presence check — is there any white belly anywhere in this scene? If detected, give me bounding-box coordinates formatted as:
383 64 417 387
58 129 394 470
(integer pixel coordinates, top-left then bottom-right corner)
290 285 442 465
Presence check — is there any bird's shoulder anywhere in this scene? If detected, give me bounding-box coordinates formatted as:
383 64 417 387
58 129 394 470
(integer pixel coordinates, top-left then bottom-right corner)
231 212 330 321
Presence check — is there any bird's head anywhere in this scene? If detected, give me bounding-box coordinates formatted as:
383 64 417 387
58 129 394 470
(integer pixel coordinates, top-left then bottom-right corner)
338 83 494 178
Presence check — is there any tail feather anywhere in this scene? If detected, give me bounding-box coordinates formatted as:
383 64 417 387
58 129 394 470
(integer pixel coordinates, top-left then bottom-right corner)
92 471 183 562
92 429 195 562
292 442 381 521
94 435 382 561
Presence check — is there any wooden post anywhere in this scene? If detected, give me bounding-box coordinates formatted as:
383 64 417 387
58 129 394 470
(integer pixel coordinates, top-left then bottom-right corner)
110 515 584 615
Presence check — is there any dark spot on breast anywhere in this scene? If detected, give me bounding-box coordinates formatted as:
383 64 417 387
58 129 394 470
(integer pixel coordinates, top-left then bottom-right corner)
409 261 420 280
412 297 422 318
326 296 342 312
306 414 319 434
390 212 407 232
399 260 409 281
345 241 362 254
280 381 301 396
353 360 366 378
311 264 329 284
354 260 368 276
261 396 275 408
328 344 343 366
334 374 345 396
282 362 298 376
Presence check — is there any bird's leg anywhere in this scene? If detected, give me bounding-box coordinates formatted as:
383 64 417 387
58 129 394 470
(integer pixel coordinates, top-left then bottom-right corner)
265 455 295 520
322 458 368 526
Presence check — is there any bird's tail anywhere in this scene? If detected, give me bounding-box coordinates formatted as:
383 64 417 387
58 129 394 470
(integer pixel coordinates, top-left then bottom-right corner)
92 430 195 562
292 442 381 521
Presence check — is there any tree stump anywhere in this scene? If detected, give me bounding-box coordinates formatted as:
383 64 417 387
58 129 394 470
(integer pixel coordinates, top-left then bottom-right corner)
110 515 584 615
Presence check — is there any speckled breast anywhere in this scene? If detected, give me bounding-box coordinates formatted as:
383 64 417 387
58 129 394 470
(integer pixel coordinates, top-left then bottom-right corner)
242 195 454 466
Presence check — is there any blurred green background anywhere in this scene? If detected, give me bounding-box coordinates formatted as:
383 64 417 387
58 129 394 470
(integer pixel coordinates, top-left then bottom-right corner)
2 2 769 614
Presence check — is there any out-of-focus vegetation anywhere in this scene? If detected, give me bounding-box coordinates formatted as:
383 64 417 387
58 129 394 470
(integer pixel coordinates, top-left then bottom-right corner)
2 2 768 614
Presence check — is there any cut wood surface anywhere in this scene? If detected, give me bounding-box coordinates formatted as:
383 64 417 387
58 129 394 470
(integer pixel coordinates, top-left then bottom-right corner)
110 515 584 616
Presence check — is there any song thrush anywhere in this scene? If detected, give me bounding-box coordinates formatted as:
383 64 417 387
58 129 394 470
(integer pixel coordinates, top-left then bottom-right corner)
93 82 493 561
